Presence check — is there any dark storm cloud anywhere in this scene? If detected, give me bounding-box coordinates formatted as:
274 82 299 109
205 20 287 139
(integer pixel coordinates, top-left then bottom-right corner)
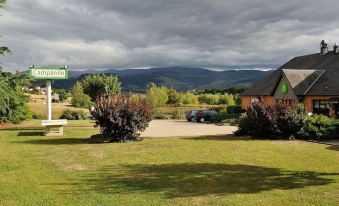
1 0 339 71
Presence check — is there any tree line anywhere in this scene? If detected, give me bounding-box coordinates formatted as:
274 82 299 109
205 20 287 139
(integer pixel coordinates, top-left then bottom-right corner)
145 83 240 107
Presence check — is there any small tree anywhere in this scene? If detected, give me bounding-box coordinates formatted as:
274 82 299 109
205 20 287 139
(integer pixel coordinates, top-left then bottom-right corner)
180 92 199 105
71 82 93 108
91 93 152 142
146 83 168 107
82 74 121 101
0 71 31 123
53 88 68 102
166 88 181 104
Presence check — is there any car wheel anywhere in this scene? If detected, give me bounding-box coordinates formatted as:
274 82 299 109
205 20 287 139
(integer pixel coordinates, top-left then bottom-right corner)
200 117 205 123
191 117 196 122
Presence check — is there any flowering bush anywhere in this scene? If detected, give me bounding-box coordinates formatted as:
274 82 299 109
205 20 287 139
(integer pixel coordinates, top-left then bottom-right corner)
275 103 306 139
243 103 278 137
236 101 338 140
236 102 305 139
91 93 152 142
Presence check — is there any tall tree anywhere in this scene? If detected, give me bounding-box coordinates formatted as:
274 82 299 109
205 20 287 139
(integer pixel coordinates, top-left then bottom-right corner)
0 0 10 69
0 0 31 123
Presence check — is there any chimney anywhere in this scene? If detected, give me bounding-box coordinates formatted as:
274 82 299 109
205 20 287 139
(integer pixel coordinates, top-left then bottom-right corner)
320 40 328 55
334 43 339 55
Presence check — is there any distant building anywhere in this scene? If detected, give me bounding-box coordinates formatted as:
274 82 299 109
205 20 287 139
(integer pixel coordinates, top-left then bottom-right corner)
241 40 339 118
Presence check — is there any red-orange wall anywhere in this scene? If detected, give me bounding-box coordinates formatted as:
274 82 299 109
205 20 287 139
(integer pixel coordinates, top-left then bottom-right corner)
241 96 275 109
242 95 339 114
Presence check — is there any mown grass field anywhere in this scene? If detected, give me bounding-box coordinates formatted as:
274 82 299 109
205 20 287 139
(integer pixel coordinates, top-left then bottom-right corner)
0 122 338 206
27 94 89 119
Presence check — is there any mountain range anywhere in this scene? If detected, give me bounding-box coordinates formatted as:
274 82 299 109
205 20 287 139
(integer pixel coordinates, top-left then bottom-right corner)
43 67 273 92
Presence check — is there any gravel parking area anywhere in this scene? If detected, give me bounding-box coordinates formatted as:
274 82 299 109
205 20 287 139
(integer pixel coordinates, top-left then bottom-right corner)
141 119 237 137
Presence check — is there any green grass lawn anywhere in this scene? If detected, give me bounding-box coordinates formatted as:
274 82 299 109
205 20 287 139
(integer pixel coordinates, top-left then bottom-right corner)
0 122 338 206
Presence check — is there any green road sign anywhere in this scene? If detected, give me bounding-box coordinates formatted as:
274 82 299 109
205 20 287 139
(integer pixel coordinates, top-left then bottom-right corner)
29 67 68 80
281 83 288 94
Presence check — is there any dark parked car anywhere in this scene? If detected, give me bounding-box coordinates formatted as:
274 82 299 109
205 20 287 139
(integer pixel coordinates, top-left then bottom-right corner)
186 110 203 122
195 110 218 123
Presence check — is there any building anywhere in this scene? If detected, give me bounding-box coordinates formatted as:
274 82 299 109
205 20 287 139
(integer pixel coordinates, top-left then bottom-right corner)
241 40 339 118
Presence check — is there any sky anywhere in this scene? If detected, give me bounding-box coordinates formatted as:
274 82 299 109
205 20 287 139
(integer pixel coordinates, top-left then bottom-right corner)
1 0 339 71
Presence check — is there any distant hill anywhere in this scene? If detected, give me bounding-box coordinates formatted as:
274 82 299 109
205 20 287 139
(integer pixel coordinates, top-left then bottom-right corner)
35 67 273 92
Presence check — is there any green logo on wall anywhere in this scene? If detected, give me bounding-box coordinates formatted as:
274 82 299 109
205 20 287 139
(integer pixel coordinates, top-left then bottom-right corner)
281 83 288 94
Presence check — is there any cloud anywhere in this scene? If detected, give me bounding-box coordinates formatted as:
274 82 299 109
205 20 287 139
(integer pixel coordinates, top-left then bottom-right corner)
1 0 339 71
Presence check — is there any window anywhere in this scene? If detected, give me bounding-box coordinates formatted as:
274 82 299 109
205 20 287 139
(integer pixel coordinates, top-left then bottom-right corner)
313 100 330 116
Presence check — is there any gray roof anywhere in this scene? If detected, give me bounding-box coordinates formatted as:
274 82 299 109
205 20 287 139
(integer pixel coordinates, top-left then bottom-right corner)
241 51 339 96
282 69 324 95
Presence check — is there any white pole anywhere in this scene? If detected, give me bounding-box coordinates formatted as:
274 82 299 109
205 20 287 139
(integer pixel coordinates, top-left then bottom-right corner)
46 80 52 120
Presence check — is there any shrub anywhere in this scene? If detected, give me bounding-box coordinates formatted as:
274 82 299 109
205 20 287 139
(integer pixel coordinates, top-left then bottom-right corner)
31 114 42 120
301 115 337 140
53 88 68 102
227 105 243 114
244 103 278 138
91 93 152 142
152 109 166 119
275 103 306 139
60 110 88 120
71 82 93 109
170 109 183 119
211 113 241 123
222 118 238 125
235 102 338 140
82 74 121 101
235 114 254 136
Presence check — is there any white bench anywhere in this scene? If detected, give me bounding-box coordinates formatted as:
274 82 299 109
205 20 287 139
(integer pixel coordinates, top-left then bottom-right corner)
41 119 68 136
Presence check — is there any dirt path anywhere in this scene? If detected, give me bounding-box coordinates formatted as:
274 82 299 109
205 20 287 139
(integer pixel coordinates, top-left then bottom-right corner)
141 120 237 137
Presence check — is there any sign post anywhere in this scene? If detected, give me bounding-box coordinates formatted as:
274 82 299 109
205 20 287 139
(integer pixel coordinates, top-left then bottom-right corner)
29 66 69 136
46 80 52 120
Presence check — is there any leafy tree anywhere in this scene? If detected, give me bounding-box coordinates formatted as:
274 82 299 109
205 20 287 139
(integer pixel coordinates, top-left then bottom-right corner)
180 92 199 105
53 88 68 102
0 1 30 123
81 74 121 101
219 93 235 105
203 86 247 95
166 88 181 104
0 0 10 69
0 71 31 123
71 82 93 108
146 83 168 107
198 93 220 105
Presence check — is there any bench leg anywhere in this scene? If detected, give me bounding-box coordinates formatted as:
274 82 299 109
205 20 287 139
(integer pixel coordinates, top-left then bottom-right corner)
58 126 64 135
44 127 51 136
44 126 64 136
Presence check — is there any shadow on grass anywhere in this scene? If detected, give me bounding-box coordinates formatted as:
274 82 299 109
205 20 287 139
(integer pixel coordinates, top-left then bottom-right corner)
327 145 339 151
0 127 42 131
15 138 89 145
51 163 338 198
181 134 252 141
17 131 44 136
